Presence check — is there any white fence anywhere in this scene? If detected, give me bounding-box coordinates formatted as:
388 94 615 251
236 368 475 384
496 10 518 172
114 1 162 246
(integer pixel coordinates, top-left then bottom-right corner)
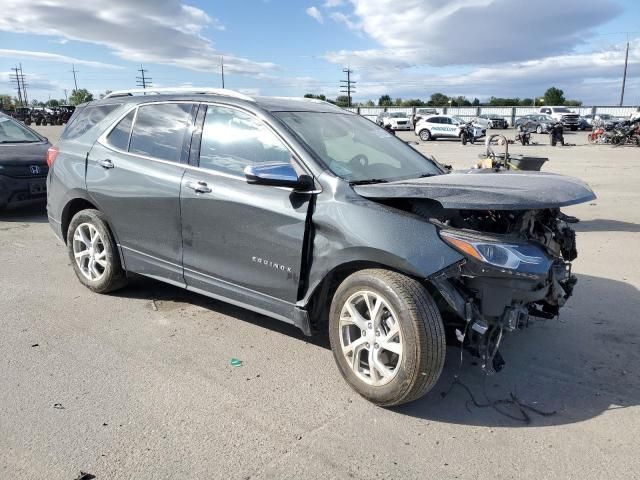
351 105 639 125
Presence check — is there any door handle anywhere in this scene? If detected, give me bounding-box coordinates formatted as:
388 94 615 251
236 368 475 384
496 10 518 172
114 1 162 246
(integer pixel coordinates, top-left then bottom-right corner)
98 159 114 169
185 180 212 194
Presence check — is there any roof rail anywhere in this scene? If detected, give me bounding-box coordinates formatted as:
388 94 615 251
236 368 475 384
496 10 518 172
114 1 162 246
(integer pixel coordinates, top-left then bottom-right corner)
103 87 254 102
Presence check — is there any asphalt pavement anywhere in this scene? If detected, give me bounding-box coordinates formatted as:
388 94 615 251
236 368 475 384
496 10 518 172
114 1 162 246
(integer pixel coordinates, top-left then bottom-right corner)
1 125 638 479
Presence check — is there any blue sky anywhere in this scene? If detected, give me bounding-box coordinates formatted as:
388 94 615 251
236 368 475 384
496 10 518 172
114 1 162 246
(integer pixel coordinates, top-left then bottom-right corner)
1 0 639 104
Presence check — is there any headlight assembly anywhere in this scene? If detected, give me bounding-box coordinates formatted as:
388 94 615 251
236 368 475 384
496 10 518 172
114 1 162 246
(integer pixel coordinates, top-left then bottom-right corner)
439 230 552 275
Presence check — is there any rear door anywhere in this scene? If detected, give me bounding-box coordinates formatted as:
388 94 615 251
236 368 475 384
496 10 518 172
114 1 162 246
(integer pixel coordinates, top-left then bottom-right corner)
87 102 197 284
180 104 313 320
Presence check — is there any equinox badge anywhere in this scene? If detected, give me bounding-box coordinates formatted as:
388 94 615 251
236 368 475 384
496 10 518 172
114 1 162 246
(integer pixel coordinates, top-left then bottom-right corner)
252 256 292 273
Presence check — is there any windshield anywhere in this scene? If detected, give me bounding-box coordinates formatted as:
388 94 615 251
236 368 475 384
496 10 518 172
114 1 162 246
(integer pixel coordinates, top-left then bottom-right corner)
275 112 442 182
554 107 571 113
539 115 554 122
389 112 407 118
599 114 612 120
451 116 464 124
0 116 42 143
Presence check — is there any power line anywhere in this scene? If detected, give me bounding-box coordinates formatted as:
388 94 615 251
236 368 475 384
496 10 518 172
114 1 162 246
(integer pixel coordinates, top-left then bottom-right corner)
70 64 79 91
340 68 356 107
136 65 152 90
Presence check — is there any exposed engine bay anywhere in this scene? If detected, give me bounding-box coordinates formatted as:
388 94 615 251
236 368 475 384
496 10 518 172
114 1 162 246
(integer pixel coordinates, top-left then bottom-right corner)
405 200 580 373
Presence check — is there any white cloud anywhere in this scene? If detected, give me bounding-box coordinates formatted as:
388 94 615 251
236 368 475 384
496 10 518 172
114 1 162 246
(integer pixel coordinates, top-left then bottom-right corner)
0 71 61 93
323 0 343 7
0 49 123 69
328 0 621 67
0 0 277 76
306 6 324 24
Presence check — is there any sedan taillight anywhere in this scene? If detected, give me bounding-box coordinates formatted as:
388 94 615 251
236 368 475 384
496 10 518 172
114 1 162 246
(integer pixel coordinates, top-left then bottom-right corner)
46 146 59 168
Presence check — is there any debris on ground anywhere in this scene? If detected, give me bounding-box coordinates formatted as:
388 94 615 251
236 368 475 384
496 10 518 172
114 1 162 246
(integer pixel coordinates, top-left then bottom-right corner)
150 300 158 311
74 472 96 480
230 358 243 367
53 403 65 410
31 343 39 347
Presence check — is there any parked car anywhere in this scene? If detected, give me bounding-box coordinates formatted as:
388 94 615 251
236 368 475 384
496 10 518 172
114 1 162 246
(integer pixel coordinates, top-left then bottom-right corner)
577 116 590 131
592 114 618 131
474 113 508 129
414 114 485 141
411 108 438 127
376 111 411 130
10 107 33 125
538 107 580 131
47 88 595 406
514 114 554 134
0 112 51 209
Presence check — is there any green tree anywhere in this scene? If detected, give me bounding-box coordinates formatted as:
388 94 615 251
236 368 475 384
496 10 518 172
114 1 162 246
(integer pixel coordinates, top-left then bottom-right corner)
543 87 565 106
334 95 350 107
99 89 113 100
0 94 14 110
427 93 450 106
564 99 582 106
488 96 520 106
364 100 375 107
304 93 326 101
47 99 60 108
472 98 480 106
69 88 94 105
520 98 533 106
378 95 392 106
402 99 425 107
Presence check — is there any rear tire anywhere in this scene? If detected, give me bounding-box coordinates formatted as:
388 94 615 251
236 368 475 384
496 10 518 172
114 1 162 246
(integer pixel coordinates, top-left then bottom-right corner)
329 269 445 407
418 129 431 141
536 125 543 134
67 209 127 294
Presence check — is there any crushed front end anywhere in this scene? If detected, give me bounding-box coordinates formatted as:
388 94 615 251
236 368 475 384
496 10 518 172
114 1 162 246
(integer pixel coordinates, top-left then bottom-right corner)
426 207 580 372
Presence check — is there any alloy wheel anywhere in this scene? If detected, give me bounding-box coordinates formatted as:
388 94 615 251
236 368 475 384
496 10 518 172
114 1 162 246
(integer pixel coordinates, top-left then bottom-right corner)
339 290 403 386
72 223 107 281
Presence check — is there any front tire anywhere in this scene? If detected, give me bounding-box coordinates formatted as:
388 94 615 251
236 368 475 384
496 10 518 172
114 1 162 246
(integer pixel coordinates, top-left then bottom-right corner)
67 209 127 294
418 129 431 141
329 269 445 407
536 125 543 134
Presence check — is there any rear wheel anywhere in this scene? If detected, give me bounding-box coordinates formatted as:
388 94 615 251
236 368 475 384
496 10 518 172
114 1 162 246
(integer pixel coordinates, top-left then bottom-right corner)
418 129 431 141
67 209 127 294
536 125 543 134
329 269 445 406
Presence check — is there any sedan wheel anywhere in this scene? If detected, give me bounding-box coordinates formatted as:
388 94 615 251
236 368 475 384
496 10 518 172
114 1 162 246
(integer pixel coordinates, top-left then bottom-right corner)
419 129 431 141
536 125 543 134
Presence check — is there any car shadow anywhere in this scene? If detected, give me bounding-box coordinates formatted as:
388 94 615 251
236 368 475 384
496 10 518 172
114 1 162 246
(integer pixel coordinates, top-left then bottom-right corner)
574 219 640 233
392 273 640 427
112 272 639 428
113 274 331 350
0 202 48 223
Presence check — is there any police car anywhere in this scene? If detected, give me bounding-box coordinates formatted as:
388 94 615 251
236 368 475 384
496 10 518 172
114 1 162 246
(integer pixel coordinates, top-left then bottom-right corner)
414 114 485 141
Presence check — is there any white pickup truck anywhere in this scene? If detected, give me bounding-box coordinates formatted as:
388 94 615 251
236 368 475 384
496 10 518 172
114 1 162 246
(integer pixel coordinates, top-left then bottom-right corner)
538 107 580 131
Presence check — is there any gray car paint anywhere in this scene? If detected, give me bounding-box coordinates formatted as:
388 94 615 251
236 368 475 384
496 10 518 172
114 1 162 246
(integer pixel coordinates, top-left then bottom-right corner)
353 171 596 210
47 93 593 334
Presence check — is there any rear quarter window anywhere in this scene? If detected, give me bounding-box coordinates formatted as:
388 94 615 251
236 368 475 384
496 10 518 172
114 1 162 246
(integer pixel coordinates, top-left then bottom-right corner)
60 104 121 140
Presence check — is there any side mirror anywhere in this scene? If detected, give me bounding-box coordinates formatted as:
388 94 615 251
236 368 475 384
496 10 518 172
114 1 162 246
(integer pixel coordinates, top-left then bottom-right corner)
244 162 313 190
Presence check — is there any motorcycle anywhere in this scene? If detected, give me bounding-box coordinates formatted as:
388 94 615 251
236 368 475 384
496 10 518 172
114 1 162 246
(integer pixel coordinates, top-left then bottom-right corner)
515 124 532 146
588 125 608 144
548 121 565 146
460 121 483 145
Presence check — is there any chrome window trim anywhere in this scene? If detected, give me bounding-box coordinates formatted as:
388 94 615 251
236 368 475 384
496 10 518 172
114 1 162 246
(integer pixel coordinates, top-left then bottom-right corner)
95 100 321 193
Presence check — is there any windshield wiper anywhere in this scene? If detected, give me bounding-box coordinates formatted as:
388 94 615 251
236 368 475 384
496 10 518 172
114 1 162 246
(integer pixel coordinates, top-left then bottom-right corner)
349 178 389 185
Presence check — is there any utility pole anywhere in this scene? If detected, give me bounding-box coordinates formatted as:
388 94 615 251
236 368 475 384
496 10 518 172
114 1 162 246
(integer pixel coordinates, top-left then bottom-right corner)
19 64 28 105
64 89 68 103
10 66 23 106
70 64 79 91
620 40 629 106
340 68 356 107
221 56 225 89
136 65 152 90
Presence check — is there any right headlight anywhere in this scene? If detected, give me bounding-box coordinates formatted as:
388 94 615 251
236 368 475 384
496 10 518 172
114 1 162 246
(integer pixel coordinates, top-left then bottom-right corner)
439 230 552 276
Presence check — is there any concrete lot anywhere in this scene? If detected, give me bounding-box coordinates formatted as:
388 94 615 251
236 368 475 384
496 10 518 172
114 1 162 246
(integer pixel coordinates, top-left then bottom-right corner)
1 125 639 479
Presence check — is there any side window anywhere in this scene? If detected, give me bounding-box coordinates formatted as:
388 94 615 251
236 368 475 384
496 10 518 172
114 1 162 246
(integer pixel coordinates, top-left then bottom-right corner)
198 106 291 176
443 117 453 124
129 103 193 162
60 104 120 140
426 117 440 124
106 110 135 151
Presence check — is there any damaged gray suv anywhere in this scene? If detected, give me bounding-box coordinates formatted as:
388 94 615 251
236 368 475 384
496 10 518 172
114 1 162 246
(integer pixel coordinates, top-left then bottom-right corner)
47 88 595 406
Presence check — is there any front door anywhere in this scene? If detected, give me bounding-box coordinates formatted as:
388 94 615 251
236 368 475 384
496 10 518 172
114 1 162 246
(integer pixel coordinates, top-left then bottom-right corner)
180 104 312 320
87 102 197 284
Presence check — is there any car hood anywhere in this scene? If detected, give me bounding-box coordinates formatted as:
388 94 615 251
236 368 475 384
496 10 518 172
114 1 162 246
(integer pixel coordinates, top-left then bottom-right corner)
0 141 50 165
353 170 596 210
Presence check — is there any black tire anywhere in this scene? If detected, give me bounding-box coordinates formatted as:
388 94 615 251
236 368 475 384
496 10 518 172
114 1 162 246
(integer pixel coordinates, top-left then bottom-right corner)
536 125 543 134
461 134 467 145
329 269 445 407
66 209 127 294
418 129 431 141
